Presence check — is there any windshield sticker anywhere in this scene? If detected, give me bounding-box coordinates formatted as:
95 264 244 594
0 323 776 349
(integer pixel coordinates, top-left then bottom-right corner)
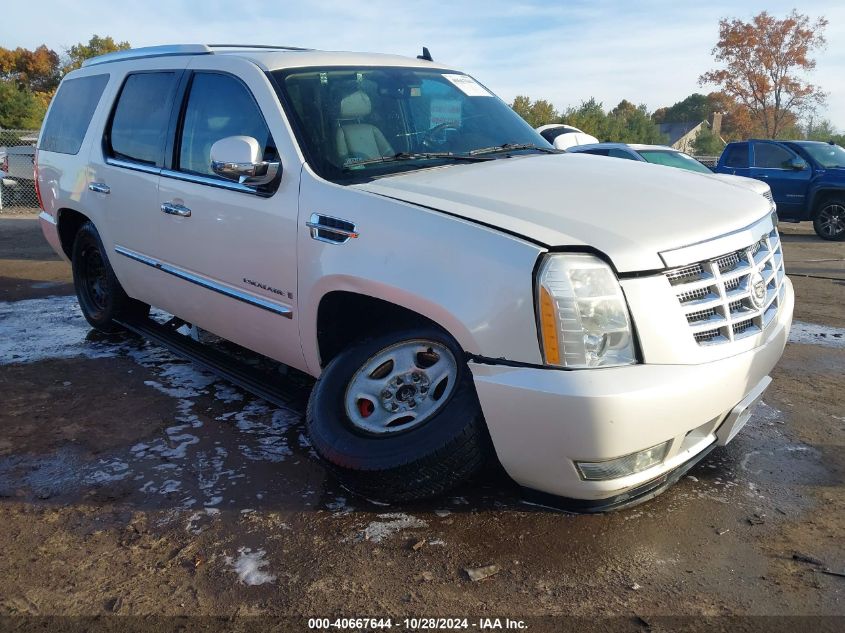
442 74 491 97
430 99 462 129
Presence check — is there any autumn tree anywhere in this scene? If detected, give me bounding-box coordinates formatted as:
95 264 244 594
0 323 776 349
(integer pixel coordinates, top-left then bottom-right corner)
62 35 131 74
700 10 827 139
0 45 61 93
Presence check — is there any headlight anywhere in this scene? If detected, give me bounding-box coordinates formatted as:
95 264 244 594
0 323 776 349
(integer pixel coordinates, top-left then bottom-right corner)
536 253 637 368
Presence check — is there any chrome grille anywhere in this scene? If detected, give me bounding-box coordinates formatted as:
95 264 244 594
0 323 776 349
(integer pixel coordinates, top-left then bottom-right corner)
762 189 774 204
665 226 786 346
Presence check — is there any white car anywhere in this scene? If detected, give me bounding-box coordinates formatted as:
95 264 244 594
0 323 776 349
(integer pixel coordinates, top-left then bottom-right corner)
36 44 793 510
568 142 775 203
536 124 599 150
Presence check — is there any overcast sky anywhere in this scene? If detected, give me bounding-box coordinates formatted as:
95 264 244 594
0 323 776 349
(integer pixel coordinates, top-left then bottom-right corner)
3 0 843 127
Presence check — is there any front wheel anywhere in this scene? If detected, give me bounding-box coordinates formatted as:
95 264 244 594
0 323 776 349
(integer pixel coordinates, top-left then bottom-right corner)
813 199 845 241
305 327 491 502
71 221 148 332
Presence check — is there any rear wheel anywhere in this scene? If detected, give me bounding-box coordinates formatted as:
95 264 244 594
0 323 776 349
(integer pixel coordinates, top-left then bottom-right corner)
813 199 845 241
306 326 491 502
71 221 148 332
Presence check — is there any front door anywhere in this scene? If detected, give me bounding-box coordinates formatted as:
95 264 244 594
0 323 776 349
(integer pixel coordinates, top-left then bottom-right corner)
750 142 812 219
152 63 305 370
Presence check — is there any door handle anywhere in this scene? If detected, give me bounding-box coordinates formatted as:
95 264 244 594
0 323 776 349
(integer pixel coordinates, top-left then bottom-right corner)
88 182 110 194
161 201 191 217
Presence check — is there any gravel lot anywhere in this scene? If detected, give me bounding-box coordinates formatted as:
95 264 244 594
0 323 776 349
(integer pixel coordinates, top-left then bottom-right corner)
0 214 843 628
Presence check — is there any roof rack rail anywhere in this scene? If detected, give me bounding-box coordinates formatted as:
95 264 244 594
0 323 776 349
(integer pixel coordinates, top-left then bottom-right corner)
82 44 212 68
208 44 311 51
80 43 312 68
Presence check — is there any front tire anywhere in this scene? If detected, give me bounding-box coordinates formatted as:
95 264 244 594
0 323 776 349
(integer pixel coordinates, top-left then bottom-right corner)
306 326 491 502
813 199 845 241
71 221 148 332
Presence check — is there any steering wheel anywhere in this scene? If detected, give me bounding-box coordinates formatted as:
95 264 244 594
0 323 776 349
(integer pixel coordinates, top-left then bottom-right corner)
421 122 460 149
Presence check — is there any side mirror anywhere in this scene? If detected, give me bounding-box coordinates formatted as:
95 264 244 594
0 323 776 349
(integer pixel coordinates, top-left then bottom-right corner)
210 135 281 186
788 157 808 170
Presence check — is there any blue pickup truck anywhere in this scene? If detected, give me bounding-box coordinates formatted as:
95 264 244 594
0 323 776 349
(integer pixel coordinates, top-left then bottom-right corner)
715 139 845 240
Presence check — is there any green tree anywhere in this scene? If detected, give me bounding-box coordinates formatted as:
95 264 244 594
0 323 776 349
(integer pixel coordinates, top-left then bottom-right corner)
509 95 559 128
0 80 45 128
62 35 130 74
652 93 711 124
691 126 724 155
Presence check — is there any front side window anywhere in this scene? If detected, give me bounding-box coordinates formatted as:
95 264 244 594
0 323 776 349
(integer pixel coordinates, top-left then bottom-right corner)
753 143 795 169
637 150 712 173
107 72 179 166
177 73 276 178
272 66 549 182
40 74 109 155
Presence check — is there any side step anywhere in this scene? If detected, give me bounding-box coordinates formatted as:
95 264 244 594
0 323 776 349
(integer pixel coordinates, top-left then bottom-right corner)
116 316 311 408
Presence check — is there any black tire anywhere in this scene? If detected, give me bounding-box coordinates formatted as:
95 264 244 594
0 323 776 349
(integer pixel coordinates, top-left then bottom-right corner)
71 221 148 332
813 198 845 241
306 326 491 502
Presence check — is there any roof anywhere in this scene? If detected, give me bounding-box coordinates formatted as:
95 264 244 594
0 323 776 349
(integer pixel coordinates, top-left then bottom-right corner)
567 142 681 154
81 44 452 72
657 121 705 145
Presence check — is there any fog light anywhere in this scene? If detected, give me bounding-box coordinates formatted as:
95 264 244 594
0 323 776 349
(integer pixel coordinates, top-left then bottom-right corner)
575 441 671 481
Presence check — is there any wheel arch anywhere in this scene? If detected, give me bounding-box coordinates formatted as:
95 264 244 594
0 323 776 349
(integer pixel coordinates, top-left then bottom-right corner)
56 207 92 258
311 284 476 371
809 188 845 218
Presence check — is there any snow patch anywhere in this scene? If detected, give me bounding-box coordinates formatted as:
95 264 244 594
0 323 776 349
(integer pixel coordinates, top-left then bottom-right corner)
225 548 276 585
789 321 845 348
361 513 427 543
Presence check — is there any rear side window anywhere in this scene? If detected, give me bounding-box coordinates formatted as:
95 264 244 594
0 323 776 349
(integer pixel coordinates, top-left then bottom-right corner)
107 72 179 166
607 148 637 160
753 143 795 169
177 72 276 178
581 149 609 156
40 74 109 155
722 144 749 168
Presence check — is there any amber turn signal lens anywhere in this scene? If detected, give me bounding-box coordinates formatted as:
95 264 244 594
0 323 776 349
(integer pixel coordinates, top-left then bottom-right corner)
539 285 561 365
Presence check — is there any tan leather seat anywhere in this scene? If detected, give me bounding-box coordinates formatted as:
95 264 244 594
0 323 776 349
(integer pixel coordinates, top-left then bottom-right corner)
336 90 394 161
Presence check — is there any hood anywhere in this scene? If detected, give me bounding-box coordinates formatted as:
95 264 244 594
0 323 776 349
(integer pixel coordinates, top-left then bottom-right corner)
709 173 770 195
354 153 772 272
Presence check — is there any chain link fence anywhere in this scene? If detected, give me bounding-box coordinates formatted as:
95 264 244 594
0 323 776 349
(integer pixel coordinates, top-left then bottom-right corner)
1 129 40 213
693 155 720 169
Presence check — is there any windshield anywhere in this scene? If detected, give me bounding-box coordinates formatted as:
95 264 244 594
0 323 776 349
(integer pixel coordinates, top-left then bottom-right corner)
271 66 551 182
636 149 713 174
797 142 845 168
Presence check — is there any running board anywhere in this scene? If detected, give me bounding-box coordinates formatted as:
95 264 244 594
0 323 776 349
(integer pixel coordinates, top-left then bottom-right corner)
116 316 311 409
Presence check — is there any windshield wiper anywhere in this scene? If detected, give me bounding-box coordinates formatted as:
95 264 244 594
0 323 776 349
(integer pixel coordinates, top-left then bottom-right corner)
469 143 562 156
343 151 492 169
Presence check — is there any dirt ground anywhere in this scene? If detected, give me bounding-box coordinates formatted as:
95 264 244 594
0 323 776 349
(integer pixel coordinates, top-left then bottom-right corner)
0 214 843 629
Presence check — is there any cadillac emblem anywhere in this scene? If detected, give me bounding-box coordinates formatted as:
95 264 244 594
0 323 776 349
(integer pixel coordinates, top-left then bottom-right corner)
749 271 767 309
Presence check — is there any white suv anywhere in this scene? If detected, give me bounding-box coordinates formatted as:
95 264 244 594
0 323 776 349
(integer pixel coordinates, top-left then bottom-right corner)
36 44 793 510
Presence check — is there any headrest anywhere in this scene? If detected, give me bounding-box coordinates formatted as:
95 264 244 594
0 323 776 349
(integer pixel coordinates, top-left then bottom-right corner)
340 90 372 118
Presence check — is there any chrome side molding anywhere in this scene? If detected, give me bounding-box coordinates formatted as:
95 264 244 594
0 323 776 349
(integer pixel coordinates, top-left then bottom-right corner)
114 245 292 319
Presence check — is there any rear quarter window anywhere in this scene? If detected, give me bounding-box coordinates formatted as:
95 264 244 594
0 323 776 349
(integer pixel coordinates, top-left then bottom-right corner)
106 72 180 166
39 74 109 155
722 144 749 168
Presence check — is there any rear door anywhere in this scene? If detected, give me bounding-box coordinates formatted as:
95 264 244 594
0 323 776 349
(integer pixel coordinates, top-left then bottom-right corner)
85 67 185 302
719 142 751 178
750 141 811 219
152 56 305 370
